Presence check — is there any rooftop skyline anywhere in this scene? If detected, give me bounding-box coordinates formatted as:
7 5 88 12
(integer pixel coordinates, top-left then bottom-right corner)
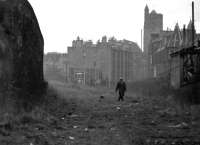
29 0 200 53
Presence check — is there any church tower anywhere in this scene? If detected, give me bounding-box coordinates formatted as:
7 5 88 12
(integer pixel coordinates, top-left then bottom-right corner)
143 5 163 56
143 5 150 55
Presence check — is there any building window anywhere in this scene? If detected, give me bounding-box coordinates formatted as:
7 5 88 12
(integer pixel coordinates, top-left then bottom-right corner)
153 66 157 78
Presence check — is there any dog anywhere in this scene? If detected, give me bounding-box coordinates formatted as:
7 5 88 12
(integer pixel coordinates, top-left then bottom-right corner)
98 95 105 102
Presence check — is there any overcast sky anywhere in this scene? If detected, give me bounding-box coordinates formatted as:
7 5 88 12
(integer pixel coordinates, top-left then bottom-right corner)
28 0 200 53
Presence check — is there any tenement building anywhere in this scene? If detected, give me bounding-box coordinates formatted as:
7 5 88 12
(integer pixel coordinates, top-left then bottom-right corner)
67 36 143 87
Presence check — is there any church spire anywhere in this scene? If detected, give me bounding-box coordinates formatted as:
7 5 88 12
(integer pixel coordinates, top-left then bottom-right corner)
145 5 149 14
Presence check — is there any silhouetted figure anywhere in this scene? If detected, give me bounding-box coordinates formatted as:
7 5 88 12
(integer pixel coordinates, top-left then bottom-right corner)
115 78 126 101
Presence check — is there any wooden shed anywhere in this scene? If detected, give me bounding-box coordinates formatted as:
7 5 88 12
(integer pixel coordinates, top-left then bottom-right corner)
170 46 200 89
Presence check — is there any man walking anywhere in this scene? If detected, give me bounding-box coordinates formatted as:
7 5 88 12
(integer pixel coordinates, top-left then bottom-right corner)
115 78 126 101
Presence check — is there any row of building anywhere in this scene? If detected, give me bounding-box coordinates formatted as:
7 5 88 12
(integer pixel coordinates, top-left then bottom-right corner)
44 36 145 87
44 4 200 88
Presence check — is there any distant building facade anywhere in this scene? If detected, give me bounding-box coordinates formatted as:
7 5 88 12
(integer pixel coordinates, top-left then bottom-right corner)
67 36 144 87
67 37 100 85
44 52 68 81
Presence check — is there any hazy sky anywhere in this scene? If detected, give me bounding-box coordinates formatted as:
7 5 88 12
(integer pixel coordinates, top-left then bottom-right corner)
28 0 200 53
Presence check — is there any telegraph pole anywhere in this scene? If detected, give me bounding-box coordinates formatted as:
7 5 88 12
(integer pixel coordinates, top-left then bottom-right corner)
192 1 195 47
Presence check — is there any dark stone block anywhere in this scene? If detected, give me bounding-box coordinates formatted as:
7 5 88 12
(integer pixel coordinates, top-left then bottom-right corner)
0 0 45 97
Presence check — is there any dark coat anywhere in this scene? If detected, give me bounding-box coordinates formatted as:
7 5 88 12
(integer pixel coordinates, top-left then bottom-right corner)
115 81 126 93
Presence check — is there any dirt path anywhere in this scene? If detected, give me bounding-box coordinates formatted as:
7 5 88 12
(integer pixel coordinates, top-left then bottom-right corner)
50 81 133 145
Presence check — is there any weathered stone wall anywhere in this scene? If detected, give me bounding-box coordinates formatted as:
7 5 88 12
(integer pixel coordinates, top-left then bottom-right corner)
0 0 45 96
